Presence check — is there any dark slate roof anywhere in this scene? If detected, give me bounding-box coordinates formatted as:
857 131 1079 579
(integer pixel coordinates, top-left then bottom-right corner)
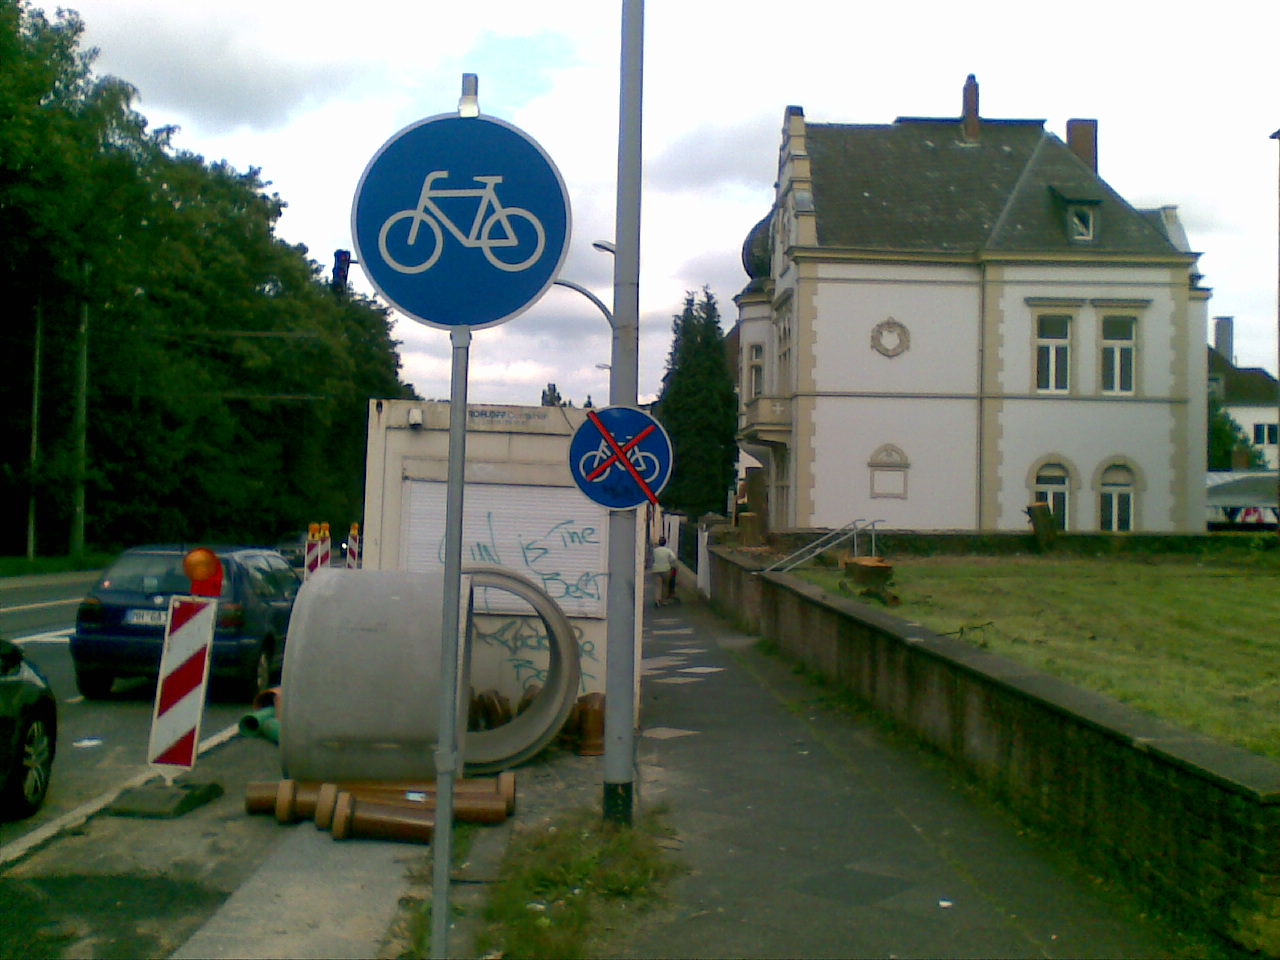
805 118 1181 255
1209 346 1279 405
741 213 772 281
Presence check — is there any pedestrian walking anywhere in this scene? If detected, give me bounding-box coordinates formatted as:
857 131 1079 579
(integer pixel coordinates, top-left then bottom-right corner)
649 537 677 605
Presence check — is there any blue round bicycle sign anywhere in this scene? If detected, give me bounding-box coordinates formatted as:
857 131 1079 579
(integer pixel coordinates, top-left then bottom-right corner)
569 407 674 510
352 114 571 329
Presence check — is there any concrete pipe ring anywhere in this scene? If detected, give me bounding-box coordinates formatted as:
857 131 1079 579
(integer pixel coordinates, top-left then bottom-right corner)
460 564 581 774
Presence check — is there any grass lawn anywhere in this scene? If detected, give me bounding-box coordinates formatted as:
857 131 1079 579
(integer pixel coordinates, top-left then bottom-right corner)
797 553 1280 760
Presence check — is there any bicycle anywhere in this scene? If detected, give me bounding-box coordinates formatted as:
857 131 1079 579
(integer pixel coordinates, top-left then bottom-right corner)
377 170 546 274
578 439 660 485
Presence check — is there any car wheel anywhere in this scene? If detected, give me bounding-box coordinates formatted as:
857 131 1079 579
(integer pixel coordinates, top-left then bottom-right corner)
74 667 114 699
0 713 54 820
237 648 271 703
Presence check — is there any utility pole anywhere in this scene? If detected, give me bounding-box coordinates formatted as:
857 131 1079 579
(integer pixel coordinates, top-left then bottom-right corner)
1272 127 1279 537
603 0 644 826
27 298 43 560
70 276 89 558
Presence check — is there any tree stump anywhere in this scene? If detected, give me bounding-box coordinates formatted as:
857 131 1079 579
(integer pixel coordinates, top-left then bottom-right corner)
841 557 899 605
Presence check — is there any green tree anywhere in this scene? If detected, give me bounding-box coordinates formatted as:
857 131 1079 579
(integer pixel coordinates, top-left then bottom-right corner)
654 288 737 519
1208 394 1265 471
0 0 413 554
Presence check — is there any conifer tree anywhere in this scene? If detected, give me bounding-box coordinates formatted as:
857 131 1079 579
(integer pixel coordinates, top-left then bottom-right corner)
655 289 737 518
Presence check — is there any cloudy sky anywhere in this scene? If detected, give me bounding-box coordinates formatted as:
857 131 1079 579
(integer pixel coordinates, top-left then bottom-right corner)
65 0 1279 403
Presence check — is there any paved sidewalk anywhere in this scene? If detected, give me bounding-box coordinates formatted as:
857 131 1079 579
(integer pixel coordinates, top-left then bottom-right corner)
170 590 1206 959
607 596 1201 959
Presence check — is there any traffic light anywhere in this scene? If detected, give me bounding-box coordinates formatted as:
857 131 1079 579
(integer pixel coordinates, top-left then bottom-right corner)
332 249 351 292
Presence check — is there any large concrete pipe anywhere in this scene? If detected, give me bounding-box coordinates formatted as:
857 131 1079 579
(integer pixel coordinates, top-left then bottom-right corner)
279 565 580 781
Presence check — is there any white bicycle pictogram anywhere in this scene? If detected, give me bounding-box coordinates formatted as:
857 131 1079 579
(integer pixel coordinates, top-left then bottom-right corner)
378 170 546 274
578 440 661 485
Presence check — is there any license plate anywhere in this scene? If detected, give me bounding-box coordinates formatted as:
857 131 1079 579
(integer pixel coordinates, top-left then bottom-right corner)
125 608 169 626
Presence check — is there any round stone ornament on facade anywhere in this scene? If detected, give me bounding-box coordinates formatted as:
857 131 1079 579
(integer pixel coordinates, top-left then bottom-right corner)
871 318 910 357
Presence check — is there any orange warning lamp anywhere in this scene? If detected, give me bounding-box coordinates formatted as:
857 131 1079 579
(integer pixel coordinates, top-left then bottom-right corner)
183 547 224 597
308 522 320 541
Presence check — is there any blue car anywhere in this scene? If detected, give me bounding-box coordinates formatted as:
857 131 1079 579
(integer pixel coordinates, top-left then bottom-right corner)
70 545 301 702
0 637 57 820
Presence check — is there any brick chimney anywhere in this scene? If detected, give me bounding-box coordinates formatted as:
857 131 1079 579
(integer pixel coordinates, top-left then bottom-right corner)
1066 119 1098 172
962 74 980 141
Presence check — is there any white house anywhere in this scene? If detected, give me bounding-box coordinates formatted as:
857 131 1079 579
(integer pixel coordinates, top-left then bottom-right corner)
1209 316 1279 470
733 77 1209 534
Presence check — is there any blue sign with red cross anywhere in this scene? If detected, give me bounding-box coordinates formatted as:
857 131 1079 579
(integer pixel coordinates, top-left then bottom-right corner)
569 406 674 510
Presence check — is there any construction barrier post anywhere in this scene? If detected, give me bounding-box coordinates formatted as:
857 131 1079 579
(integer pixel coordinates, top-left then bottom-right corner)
147 547 221 779
304 522 321 580
318 522 332 570
346 523 360 569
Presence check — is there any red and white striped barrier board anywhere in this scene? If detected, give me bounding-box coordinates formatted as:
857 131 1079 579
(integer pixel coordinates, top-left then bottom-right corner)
318 535 332 569
345 523 360 569
304 537 321 579
147 596 217 773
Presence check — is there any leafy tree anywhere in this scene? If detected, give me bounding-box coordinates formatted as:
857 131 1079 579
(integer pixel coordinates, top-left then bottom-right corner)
0 0 413 555
654 288 737 518
1208 394 1265 471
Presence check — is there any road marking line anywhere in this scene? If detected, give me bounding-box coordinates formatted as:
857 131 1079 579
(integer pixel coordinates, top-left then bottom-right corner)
13 629 71 645
0 719 241 868
1 598 81 614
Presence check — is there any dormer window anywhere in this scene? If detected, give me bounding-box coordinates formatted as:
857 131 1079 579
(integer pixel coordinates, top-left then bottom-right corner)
1068 206 1095 241
1050 185 1103 244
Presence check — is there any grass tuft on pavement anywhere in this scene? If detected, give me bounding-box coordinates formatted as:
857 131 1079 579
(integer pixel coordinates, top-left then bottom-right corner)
473 806 683 959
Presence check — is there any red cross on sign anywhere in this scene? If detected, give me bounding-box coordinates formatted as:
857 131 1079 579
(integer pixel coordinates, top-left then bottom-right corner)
586 409 659 505
570 406 673 510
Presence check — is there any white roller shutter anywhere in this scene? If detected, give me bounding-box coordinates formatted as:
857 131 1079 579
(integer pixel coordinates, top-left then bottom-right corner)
402 480 609 618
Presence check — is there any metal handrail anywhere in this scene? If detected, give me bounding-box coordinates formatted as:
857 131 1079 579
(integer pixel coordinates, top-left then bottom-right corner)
853 519 884 559
760 518 884 574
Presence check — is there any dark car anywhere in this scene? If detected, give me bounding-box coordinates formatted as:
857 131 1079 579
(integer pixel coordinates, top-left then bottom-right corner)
0 637 57 820
70 545 301 702
274 532 308 568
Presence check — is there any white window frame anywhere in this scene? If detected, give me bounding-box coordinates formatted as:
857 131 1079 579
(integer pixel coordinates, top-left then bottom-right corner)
868 444 910 499
1033 463 1071 530
1067 205 1095 242
749 343 764 399
1036 314 1071 393
1099 465 1135 533
1100 315 1136 395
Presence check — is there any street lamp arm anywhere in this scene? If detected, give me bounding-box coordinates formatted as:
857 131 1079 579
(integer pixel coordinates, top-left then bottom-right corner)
553 278 616 329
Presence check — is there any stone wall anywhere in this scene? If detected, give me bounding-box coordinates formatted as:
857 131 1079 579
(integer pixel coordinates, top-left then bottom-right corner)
708 545 1280 954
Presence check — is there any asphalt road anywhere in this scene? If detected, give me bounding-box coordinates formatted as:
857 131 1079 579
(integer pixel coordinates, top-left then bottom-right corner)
0 572 292 958
1 572 256 849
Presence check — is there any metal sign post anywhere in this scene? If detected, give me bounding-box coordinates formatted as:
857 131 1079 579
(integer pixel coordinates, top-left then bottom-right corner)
351 74 571 959
431 325 469 960
604 0 645 826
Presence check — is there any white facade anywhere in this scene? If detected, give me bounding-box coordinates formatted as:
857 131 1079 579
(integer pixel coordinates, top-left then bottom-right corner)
1224 402 1279 470
735 98 1208 534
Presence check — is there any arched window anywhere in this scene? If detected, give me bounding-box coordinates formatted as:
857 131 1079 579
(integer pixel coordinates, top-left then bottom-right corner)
1099 464 1135 532
1033 463 1070 530
869 444 909 499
